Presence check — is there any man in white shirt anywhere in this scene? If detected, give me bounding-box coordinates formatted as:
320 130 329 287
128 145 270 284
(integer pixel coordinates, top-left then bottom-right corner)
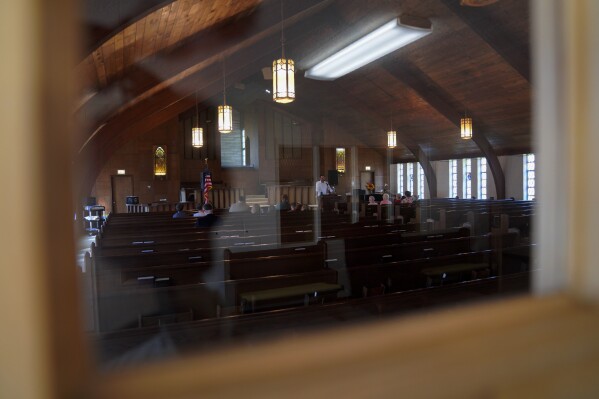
229 195 251 213
315 175 332 197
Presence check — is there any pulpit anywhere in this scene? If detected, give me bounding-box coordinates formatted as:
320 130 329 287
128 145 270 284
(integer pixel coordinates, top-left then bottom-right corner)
319 194 341 212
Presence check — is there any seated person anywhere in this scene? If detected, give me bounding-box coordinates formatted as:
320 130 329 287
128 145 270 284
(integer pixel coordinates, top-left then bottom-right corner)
401 190 414 204
251 203 261 214
229 195 251 213
172 202 189 218
275 194 291 211
367 195 378 205
195 203 218 228
380 193 392 205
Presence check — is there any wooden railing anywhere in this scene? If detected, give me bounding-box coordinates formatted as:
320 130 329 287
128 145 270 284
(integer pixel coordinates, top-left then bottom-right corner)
266 185 316 206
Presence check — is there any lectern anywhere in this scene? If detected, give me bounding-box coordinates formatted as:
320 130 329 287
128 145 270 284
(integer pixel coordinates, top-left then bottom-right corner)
319 194 341 212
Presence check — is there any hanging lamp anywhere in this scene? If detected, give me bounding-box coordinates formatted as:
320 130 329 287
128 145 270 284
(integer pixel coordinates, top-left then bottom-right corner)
460 111 473 139
387 117 396 148
272 0 295 103
192 91 204 148
218 57 233 133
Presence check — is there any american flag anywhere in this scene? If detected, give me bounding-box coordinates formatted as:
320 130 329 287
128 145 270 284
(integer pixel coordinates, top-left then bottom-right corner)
202 170 212 204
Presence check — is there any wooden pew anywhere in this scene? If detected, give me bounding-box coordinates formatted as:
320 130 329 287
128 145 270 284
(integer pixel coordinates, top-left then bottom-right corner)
94 272 529 366
95 268 340 332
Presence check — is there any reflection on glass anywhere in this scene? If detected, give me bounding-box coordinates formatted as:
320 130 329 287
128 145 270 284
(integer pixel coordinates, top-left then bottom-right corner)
75 0 533 371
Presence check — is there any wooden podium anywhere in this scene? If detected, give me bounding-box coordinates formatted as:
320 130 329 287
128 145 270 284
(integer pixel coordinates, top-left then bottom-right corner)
319 194 341 212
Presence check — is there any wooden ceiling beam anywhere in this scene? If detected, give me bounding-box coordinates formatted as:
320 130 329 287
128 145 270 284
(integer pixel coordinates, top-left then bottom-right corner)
82 0 173 52
309 80 438 197
76 0 337 193
383 60 505 199
440 0 530 82
77 0 334 149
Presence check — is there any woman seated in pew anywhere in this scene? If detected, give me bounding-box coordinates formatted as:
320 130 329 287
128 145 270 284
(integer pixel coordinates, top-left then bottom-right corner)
401 190 414 204
380 193 392 205
368 196 378 205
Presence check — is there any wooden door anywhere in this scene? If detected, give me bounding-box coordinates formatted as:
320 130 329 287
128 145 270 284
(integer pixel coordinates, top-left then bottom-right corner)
111 175 133 213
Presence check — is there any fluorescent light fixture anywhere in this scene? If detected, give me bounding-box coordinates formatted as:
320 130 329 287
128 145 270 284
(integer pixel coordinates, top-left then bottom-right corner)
305 15 432 81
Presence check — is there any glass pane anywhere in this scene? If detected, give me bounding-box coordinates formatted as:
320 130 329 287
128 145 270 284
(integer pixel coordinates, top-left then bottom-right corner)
71 1 535 372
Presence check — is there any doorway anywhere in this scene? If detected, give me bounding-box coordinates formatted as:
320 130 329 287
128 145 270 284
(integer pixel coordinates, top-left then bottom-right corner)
360 171 374 191
111 175 133 213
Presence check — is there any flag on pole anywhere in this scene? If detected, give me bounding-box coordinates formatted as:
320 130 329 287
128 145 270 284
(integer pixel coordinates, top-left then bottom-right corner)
201 159 212 204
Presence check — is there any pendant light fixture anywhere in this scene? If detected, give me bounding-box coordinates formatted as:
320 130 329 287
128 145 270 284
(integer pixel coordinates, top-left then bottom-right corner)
218 57 233 133
387 117 397 148
460 111 473 139
273 0 295 103
192 91 204 148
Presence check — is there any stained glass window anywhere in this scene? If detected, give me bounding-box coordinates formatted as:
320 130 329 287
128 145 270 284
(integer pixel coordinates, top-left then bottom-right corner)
153 145 167 178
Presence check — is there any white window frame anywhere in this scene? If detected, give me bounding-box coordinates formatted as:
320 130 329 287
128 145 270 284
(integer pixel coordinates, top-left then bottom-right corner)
478 157 488 199
407 163 414 194
418 163 425 199
397 164 404 195
463 158 472 199
524 153 535 200
449 159 458 198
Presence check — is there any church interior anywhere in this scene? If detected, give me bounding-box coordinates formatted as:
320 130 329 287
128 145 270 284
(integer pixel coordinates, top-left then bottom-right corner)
2 0 599 398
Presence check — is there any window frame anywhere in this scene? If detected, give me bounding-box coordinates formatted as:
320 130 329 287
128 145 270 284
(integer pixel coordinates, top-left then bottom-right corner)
5 1 599 398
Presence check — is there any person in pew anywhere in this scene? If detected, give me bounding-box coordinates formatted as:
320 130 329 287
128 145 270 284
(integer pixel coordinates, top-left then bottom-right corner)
368 196 378 205
380 193 392 205
275 194 291 211
401 191 414 204
172 202 189 219
251 203 261 214
195 203 219 228
229 195 251 213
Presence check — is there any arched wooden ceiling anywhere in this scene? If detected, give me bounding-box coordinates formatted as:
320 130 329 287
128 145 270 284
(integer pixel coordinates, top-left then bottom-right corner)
75 0 530 194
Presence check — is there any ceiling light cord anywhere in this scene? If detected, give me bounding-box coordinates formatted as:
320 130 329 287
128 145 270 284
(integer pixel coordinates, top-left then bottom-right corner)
195 90 199 125
222 56 227 105
280 0 286 58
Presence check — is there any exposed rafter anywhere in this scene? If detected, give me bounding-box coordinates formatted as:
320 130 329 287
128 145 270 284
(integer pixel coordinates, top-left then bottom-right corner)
320 81 438 198
382 60 505 199
77 0 334 149
440 0 530 82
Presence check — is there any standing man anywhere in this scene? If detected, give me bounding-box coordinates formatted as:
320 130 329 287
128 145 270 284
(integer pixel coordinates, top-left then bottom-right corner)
315 175 332 198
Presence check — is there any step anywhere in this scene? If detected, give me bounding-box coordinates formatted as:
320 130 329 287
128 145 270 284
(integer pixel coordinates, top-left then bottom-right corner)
245 198 269 205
